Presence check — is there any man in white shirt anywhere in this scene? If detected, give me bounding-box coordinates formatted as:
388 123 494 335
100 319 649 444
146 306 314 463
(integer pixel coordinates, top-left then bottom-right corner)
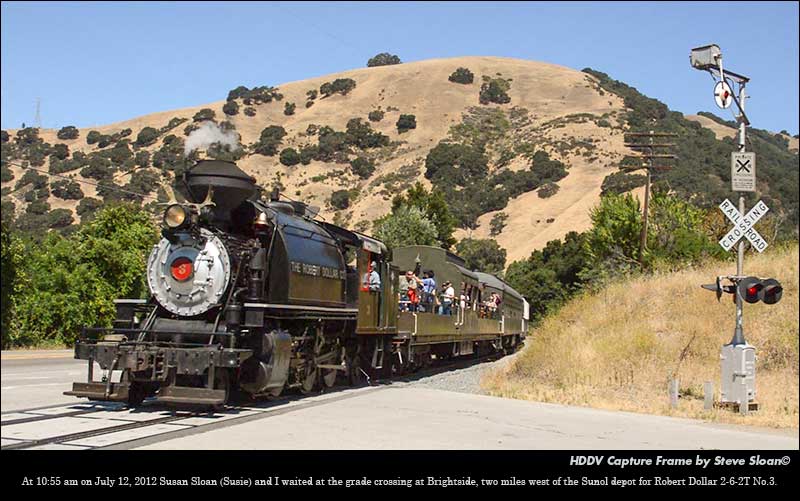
441 281 455 316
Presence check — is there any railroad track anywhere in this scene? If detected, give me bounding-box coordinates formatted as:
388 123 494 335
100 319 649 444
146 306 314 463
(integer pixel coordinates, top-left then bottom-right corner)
1 352 504 451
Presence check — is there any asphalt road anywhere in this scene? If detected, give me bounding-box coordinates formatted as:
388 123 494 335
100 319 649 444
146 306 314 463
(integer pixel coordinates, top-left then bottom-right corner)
3 352 797 450
1 350 91 412
137 385 799 450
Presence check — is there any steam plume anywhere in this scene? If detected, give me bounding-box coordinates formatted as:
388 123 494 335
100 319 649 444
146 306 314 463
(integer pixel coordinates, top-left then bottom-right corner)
184 121 241 156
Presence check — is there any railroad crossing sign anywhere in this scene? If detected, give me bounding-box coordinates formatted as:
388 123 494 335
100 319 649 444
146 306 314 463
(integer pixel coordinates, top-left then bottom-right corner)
718 198 769 252
731 152 756 192
714 81 733 109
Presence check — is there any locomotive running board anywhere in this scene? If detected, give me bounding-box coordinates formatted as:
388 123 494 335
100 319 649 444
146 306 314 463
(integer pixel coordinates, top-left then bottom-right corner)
156 385 227 406
64 382 130 402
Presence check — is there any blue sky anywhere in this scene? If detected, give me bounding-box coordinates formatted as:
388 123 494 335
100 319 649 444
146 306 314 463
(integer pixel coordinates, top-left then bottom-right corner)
2 1 798 134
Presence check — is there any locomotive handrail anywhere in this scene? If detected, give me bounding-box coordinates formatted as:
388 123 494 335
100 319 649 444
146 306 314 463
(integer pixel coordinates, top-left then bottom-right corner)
243 303 358 314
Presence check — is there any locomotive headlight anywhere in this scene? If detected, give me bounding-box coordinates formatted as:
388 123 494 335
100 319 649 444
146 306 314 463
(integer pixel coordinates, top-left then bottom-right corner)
163 204 188 229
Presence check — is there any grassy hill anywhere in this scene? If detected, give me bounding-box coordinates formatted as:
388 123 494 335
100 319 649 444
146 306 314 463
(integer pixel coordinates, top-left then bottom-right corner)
2 56 797 266
482 244 799 428
0 56 636 264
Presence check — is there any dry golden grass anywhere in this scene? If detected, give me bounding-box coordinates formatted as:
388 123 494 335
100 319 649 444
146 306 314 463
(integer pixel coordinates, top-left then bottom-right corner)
3 57 631 259
482 244 799 428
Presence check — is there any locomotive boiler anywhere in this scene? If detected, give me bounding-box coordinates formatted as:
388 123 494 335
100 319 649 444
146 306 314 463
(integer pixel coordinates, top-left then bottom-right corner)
66 159 527 407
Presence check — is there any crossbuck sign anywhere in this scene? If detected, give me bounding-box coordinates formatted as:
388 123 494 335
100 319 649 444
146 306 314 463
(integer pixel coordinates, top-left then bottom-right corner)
718 199 769 252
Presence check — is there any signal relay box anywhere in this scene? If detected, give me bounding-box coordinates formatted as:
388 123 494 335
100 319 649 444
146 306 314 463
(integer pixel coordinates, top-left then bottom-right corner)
720 343 756 404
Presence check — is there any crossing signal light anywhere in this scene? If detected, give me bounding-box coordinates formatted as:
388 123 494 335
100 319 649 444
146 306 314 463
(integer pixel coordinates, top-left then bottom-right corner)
738 277 763 304
761 278 783 305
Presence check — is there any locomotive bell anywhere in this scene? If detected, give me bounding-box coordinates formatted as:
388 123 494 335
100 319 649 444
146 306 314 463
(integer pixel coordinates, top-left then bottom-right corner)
254 211 269 230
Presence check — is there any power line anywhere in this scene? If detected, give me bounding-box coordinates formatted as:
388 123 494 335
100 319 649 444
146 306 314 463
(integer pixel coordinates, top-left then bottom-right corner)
1 159 159 201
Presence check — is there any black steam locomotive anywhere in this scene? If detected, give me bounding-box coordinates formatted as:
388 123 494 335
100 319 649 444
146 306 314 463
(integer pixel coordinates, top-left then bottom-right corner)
66 160 527 406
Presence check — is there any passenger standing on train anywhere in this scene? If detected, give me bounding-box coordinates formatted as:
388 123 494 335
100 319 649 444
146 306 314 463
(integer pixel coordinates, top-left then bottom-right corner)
441 281 455 316
459 283 469 311
422 270 436 312
368 261 381 291
398 273 410 311
405 270 421 312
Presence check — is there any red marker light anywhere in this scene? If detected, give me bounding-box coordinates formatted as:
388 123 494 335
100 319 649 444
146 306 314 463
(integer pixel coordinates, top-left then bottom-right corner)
170 257 193 282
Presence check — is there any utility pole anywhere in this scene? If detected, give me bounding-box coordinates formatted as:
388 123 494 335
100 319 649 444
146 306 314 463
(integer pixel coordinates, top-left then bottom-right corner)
623 131 677 262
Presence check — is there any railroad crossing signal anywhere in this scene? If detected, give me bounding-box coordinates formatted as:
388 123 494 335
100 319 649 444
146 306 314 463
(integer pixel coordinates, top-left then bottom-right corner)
718 198 769 252
702 276 783 305
714 81 733 109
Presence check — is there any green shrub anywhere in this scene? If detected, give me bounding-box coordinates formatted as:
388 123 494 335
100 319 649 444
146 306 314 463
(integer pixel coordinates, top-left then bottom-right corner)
538 182 560 198
14 170 48 191
6 204 159 347
227 85 250 101
345 118 390 149
373 205 438 249
1 130 9 142
193 108 216 122
80 156 114 181
46 208 73 228
330 190 351 210
284 102 296 116
27 198 50 215
367 52 401 67
57 126 80 140
320 78 357 97
306 89 318 100
253 125 287 156
279 148 301 166
350 157 375 179
126 170 160 195
51 179 84 200
86 130 102 145
448 67 474 84
49 143 69 160
601 171 647 195
76 197 103 216
243 107 256 117
222 100 239 116
96 135 113 149
299 145 318 165
1 164 13 183
479 77 511 104
489 212 508 236
135 127 159 147
134 150 150 168
368 109 384 122
396 114 416 133
455 238 506 275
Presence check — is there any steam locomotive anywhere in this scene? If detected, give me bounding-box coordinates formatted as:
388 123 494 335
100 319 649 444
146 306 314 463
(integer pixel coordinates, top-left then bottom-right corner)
65 159 528 407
